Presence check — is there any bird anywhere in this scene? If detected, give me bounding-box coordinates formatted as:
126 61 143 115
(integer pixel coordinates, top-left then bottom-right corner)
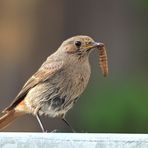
0 35 108 132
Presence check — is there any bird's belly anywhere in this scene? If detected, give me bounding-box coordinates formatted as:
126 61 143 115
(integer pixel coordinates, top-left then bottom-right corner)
24 68 90 117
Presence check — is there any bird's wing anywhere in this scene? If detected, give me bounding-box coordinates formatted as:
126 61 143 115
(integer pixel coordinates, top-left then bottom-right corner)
4 60 63 112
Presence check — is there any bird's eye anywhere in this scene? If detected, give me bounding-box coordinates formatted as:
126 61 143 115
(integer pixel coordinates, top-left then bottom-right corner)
88 41 92 45
75 41 81 48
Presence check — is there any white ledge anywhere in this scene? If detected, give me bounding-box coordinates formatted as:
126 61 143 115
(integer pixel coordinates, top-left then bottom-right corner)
0 133 148 148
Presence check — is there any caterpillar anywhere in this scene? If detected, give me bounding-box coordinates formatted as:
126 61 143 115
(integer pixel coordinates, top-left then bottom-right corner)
97 44 108 77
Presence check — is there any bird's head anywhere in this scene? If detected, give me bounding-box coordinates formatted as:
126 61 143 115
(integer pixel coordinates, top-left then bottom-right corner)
57 35 108 76
59 35 103 57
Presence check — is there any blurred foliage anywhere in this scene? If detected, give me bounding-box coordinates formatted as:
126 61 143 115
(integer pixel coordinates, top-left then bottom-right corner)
71 77 148 133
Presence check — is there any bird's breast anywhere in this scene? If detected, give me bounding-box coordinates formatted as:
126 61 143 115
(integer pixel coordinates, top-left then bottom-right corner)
64 61 91 97
24 61 91 117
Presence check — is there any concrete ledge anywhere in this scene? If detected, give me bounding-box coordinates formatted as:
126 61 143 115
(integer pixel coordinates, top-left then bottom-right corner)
0 133 148 148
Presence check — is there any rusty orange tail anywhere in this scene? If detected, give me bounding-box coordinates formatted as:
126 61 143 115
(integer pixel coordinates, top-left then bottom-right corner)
0 109 25 130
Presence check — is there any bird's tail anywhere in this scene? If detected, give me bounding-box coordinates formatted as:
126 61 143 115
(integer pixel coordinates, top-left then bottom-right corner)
0 109 25 130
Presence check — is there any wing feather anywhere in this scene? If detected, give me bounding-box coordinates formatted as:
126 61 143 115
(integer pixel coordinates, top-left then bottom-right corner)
4 60 63 112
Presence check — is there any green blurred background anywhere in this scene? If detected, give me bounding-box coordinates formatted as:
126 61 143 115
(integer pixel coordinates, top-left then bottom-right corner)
0 0 148 133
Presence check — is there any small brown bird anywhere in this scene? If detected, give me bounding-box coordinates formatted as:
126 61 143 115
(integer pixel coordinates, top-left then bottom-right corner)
0 35 108 132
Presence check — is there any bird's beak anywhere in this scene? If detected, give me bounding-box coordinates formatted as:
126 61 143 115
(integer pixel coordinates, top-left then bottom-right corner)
92 42 104 48
86 42 104 52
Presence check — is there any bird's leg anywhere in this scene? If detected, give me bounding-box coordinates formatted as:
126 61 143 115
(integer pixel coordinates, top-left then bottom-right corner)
36 114 46 132
62 117 76 133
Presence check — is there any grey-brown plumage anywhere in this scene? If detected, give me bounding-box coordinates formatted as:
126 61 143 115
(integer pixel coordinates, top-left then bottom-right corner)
0 35 108 131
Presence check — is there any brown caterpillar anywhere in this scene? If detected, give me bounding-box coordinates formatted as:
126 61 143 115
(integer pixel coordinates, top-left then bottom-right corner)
97 43 108 77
